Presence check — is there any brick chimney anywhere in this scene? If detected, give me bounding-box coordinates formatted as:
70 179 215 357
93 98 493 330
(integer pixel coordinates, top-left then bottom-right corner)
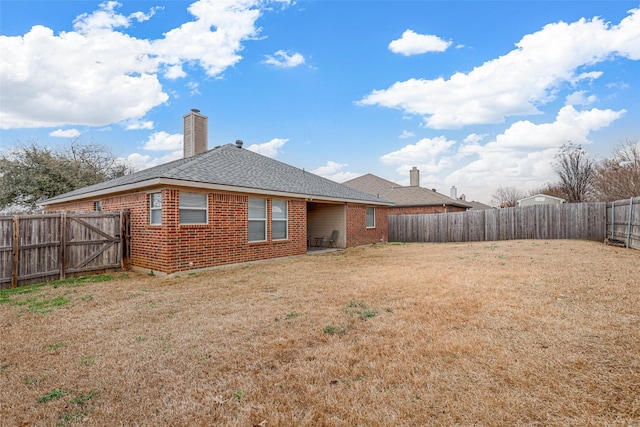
183 109 208 158
409 166 420 187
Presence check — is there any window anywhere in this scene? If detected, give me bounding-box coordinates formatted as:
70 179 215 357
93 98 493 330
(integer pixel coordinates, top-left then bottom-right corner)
366 207 376 228
272 200 288 240
150 192 162 225
95 201 102 212
180 192 208 224
248 198 267 242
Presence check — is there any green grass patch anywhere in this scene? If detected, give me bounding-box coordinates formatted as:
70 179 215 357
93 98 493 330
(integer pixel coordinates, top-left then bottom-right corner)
79 356 95 367
344 300 378 321
47 342 64 351
37 389 70 403
0 274 116 315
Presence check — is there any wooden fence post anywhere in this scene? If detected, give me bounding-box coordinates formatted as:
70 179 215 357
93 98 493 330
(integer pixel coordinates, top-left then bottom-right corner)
11 216 19 288
626 197 634 249
60 212 67 280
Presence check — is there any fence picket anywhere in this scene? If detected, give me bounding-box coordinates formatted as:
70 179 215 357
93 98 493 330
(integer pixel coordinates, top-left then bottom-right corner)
0 211 130 289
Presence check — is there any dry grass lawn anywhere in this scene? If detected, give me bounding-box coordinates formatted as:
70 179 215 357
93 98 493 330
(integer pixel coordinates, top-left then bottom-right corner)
1 240 639 426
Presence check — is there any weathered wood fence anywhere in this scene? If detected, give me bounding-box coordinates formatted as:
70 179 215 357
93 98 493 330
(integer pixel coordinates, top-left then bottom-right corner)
606 196 640 250
0 211 130 289
389 202 607 243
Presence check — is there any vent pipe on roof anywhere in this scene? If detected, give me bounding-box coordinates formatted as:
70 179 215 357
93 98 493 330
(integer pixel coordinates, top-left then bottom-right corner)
450 185 457 199
236 140 243 149
410 166 420 187
183 109 208 158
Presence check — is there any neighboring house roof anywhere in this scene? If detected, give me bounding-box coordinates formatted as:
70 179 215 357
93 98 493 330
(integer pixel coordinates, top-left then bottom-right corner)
43 144 391 206
342 174 471 209
516 194 566 206
465 200 495 210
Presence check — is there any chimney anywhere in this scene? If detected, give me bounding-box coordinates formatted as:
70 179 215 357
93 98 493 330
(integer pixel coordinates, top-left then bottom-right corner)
450 185 457 199
183 109 208 158
409 166 420 187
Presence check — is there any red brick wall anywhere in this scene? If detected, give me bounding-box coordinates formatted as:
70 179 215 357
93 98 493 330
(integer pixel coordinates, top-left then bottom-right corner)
346 205 389 247
47 188 307 274
389 205 466 215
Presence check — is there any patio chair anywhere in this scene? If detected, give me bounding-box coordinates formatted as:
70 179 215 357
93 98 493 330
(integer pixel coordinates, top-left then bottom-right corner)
326 230 338 248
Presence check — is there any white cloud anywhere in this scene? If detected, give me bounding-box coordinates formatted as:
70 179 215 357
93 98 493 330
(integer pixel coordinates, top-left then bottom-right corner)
381 136 456 165
263 50 306 68
388 30 451 55
444 106 624 203
125 120 154 130
565 90 597 106
0 0 275 129
463 133 487 145
246 137 287 157
359 8 640 129
311 161 360 183
49 128 81 138
376 106 624 203
398 130 415 139
143 131 183 151
125 150 182 170
187 81 201 96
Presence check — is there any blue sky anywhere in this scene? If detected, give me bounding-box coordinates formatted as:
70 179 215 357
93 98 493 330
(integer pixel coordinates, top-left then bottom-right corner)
1 0 639 204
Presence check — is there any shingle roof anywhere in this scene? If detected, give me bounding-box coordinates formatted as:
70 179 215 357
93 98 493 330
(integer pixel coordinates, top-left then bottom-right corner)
342 174 471 209
44 144 391 205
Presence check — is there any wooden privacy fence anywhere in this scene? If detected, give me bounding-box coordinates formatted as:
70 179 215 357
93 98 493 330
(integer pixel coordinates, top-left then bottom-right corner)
0 211 130 289
389 202 607 244
606 196 640 250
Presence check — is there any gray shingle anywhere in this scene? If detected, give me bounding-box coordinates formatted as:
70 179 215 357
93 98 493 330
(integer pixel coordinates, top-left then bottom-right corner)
45 144 390 205
342 174 471 208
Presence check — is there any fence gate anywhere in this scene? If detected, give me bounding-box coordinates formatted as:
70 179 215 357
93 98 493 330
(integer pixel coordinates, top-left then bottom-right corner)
0 211 130 289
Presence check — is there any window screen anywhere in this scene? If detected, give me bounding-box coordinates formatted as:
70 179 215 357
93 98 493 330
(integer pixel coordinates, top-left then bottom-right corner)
180 192 208 224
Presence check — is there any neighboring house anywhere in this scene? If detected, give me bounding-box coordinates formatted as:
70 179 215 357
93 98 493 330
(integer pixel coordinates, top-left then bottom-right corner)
461 200 495 210
457 195 494 210
516 194 566 207
343 167 471 215
43 110 392 274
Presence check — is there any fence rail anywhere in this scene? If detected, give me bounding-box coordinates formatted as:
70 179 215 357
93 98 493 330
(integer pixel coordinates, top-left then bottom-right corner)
606 196 640 250
0 211 130 289
389 202 608 243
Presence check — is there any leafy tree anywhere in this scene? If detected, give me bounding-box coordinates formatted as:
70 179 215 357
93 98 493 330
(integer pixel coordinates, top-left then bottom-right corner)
553 143 595 203
592 139 640 201
0 139 133 212
491 186 526 208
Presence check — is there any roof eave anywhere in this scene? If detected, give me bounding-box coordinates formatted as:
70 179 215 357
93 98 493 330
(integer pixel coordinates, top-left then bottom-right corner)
42 178 393 207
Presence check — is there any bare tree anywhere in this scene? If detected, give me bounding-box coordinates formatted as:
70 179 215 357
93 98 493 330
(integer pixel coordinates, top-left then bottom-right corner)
0 139 134 212
553 143 595 203
528 183 567 200
491 186 526 208
592 139 640 201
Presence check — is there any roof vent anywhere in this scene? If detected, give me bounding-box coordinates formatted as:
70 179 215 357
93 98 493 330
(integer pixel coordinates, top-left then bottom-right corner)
236 140 243 149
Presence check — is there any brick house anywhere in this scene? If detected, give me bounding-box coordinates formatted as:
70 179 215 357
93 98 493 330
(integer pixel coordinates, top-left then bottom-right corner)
343 167 470 215
42 110 391 274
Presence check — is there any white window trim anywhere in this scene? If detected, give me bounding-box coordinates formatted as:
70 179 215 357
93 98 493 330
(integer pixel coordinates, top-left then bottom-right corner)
366 206 376 229
272 199 288 240
248 197 267 242
179 192 209 225
150 192 162 225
